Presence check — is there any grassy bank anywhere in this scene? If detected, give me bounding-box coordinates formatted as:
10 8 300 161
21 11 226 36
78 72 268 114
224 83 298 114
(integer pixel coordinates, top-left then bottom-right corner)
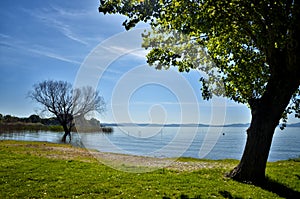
0 140 299 198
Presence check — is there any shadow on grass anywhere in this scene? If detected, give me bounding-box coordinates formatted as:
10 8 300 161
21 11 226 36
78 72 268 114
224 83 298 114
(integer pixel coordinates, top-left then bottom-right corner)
218 191 242 199
163 192 241 199
258 177 300 199
163 195 201 199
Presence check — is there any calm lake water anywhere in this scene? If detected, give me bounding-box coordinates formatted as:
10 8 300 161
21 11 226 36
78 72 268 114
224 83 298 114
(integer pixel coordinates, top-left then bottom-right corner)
1 127 299 161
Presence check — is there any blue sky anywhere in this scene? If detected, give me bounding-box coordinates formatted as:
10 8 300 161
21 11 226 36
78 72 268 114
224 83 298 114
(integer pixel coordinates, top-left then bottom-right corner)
1 0 289 125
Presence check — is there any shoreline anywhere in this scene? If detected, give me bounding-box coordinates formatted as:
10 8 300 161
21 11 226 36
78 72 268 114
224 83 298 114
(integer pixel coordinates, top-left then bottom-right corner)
0 140 237 172
2 140 298 172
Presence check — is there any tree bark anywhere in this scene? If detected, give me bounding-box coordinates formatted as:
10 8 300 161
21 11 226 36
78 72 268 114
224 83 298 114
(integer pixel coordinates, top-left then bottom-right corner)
61 124 71 143
228 74 299 184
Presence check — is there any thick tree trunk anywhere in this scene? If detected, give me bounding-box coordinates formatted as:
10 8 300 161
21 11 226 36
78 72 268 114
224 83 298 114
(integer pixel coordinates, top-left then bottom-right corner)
228 111 277 184
228 75 299 184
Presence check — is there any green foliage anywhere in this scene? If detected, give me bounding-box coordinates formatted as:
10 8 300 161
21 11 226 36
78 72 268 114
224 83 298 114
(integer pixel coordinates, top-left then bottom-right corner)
48 125 64 132
99 0 300 123
0 113 113 133
0 113 61 132
0 123 63 132
1 140 299 198
0 113 59 125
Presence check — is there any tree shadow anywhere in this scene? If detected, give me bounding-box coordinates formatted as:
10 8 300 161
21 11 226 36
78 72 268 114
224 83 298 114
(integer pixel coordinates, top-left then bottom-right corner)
163 192 240 199
257 177 300 199
162 178 300 199
218 191 242 199
163 194 202 199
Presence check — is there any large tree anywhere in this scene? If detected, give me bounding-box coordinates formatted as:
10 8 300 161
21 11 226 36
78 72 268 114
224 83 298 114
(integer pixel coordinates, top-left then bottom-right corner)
98 0 300 184
29 80 106 142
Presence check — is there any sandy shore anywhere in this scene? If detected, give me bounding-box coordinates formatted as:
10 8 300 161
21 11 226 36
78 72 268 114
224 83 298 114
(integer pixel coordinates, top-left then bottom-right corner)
7 142 233 172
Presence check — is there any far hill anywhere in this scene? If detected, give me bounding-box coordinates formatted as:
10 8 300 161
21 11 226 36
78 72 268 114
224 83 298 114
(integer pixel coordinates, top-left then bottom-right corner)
103 122 300 128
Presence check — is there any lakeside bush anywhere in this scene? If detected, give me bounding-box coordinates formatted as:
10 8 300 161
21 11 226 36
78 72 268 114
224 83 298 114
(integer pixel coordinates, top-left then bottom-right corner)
0 113 113 133
0 123 113 133
0 122 63 132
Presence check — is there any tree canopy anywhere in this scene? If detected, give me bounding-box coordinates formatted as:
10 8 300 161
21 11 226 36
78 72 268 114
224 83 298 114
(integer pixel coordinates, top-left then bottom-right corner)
99 0 300 123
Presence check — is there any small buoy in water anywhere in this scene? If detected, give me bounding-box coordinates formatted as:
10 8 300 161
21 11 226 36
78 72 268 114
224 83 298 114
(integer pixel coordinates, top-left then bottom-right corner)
222 133 225 136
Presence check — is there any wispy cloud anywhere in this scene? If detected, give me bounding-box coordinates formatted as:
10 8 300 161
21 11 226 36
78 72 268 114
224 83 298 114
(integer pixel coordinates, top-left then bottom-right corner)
54 20 88 45
0 35 28 51
0 41 14 49
0 34 14 48
49 5 90 18
0 35 81 65
0 33 11 39
28 48 81 65
21 7 88 46
108 46 148 59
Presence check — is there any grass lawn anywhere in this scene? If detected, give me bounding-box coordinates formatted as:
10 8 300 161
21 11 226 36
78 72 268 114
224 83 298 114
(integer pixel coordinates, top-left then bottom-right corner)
0 140 299 198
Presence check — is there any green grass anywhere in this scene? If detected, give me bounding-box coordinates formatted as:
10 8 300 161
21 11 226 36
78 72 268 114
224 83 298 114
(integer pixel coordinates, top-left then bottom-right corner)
0 140 299 198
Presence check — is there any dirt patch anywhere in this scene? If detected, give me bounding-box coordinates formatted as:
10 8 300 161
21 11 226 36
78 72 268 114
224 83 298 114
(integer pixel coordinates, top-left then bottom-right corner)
3 142 226 172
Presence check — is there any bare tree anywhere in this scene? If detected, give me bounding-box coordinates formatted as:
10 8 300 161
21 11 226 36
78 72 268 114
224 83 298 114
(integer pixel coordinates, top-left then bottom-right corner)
28 80 106 142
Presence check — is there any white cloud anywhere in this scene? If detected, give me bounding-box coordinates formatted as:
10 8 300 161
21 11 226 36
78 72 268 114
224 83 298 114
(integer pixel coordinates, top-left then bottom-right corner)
0 34 81 65
43 17 88 46
49 5 90 18
28 48 81 65
21 7 88 46
0 33 11 39
107 46 149 59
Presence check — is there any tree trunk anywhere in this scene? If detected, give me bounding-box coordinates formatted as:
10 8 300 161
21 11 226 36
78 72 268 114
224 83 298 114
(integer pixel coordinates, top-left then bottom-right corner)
228 74 299 184
227 111 276 184
61 124 71 143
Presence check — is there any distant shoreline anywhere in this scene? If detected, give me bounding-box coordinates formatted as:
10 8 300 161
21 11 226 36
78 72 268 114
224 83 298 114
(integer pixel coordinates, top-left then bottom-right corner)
102 122 300 128
0 113 113 133
0 122 113 133
0 122 64 132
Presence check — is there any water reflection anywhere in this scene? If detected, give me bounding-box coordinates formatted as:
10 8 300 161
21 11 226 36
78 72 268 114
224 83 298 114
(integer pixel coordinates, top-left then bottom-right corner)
0 131 81 146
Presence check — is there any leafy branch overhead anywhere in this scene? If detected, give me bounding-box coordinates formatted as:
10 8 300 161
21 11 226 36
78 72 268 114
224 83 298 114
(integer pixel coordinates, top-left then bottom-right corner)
99 0 300 121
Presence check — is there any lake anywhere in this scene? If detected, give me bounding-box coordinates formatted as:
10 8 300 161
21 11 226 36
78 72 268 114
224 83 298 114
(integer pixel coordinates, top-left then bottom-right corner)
1 127 299 161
